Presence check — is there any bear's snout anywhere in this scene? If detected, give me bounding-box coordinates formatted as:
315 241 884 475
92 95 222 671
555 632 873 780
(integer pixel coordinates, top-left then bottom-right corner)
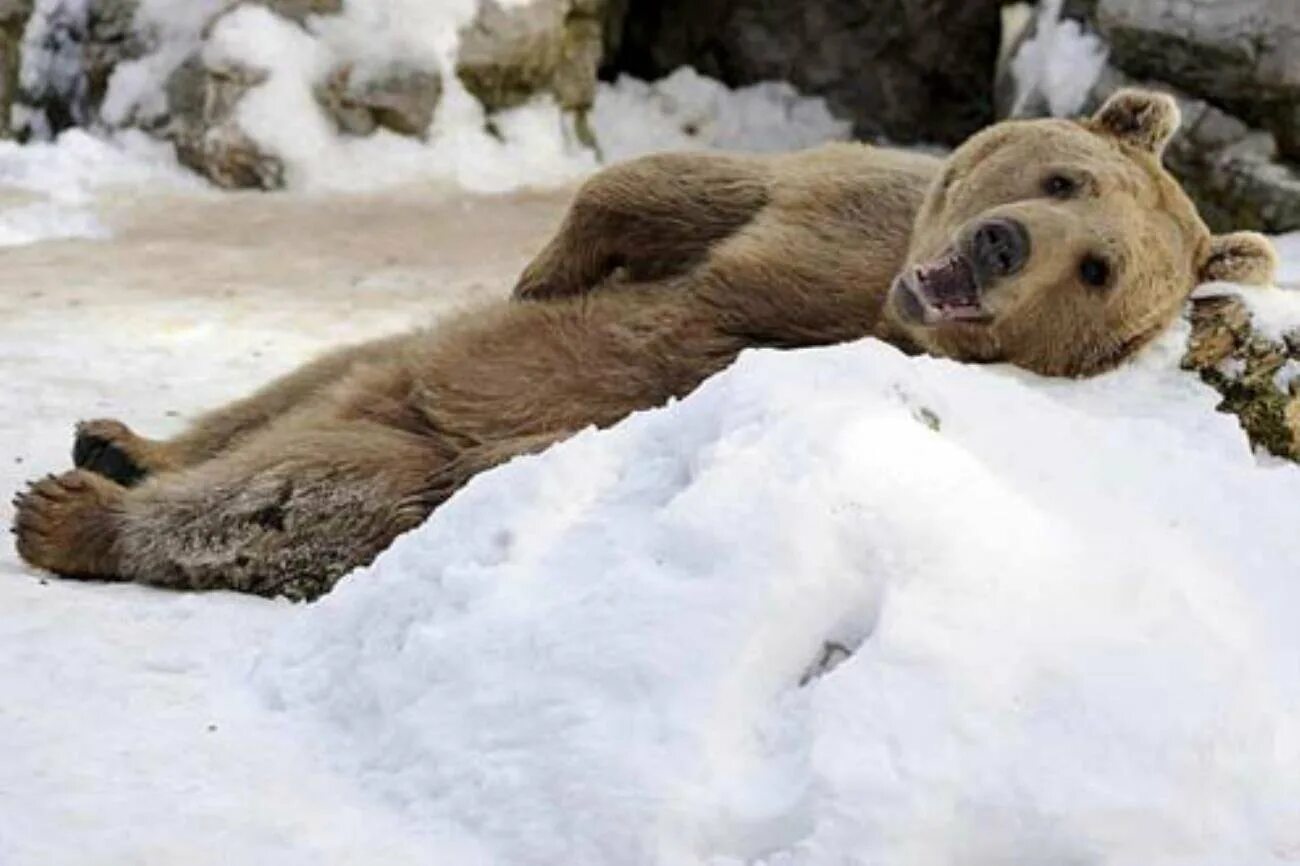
968 218 1030 285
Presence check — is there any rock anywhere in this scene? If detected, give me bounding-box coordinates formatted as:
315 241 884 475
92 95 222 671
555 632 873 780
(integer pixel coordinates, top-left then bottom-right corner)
163 54 284 190
456 0 606 116
996 0 1108 120
83 0 146 117
15 0 155 137
316 63 442 138
1060 0 1098 20
256 0 341 22
1182 294 1300 461
0 0 32 138
1000 5 1300 236
1084 67 1300 234
1096 0 1300 161
609 0 1003 146
18 0 93 134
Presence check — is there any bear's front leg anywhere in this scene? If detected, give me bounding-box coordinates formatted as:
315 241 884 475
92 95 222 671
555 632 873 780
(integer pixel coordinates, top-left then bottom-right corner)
514 152 769 301
12 470 126 580
73 419 176 487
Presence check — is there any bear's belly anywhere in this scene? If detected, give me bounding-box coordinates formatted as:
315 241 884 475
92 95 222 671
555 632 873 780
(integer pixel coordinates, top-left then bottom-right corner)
404 293 747 447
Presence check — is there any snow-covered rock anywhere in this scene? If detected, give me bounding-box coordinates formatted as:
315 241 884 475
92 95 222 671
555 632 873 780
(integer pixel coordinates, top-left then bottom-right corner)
6 0 848 190
315 60 442 138
1000 0 1300 234
1184 286 1300 460
0 0 31 137
1097 0 1300 162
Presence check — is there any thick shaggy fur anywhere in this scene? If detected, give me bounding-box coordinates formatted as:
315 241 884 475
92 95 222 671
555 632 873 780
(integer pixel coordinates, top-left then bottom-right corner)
12 90 1277 599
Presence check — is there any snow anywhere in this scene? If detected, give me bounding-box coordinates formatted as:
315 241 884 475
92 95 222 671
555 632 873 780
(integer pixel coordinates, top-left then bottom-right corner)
1008 0 1109 118
19 0 94 135
1275 230 1300 288
0 128 193 246
196 2 592 193
592 69 851 162
98 0 229 128
2 173 1299 861
252 325 1300 865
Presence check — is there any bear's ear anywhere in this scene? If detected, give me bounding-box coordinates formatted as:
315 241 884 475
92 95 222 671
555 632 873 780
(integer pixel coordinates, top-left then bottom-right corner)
1089 89 1180 156
1199 231 1277 286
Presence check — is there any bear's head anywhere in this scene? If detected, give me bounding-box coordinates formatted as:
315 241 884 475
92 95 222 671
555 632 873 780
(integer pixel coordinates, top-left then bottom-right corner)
886 89 1277 377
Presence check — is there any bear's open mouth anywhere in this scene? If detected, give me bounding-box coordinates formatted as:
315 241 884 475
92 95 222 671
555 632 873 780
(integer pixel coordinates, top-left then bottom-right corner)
892 250 991 326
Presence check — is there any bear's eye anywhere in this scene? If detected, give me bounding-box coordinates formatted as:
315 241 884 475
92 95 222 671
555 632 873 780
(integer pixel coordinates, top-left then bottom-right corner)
1079 255 1112 289
1043 173 1077 198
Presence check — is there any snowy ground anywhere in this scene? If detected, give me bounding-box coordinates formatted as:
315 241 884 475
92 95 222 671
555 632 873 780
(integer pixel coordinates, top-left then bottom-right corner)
0 163 574 864
4 133 1300 865
3 170 1300 863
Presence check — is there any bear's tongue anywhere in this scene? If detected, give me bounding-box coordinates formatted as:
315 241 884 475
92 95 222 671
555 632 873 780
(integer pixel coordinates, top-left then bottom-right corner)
912 252 984 321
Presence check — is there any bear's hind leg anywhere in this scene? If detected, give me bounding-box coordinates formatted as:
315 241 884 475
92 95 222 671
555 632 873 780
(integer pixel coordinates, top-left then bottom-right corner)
107 422 446 599
73 419 176 486
73 333 418 487
12 469 128 580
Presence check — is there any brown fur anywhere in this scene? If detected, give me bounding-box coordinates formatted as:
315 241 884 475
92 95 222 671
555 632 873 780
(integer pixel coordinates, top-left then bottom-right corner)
11 90 1277 599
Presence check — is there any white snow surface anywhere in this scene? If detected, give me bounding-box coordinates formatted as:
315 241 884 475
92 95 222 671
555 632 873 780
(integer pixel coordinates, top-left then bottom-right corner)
592 69 851 162
1009 0 1109 118
0 128 194 246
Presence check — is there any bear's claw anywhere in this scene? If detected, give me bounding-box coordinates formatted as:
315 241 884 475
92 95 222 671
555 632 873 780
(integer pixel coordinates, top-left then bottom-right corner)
73 420 148 487
11 469 125 579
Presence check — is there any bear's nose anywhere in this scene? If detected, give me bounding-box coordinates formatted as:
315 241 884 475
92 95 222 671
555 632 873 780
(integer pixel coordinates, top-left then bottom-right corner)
970 218 1030 281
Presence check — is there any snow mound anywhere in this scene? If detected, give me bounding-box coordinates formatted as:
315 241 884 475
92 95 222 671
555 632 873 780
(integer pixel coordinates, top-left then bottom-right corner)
259 330 1300 865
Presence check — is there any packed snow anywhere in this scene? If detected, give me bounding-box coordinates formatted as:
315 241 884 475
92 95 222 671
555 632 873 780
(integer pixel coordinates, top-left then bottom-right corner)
1007 0 1109 118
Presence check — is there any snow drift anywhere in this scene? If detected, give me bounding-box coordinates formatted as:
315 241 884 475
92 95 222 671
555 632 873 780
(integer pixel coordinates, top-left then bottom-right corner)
259 324 1300 865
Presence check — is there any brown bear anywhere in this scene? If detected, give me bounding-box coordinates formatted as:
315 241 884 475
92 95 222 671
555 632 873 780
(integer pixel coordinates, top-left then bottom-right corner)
11 89 1277 600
